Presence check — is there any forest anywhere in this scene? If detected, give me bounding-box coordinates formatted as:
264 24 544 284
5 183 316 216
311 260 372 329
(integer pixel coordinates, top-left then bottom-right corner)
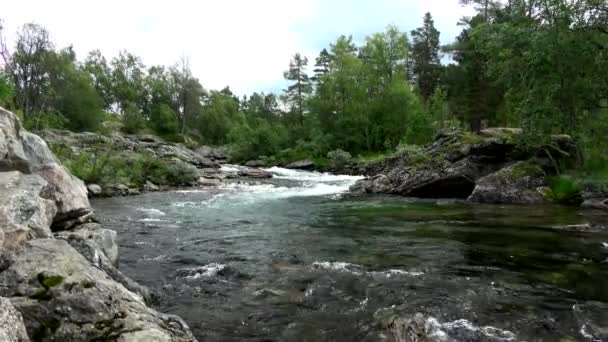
0 0 606 182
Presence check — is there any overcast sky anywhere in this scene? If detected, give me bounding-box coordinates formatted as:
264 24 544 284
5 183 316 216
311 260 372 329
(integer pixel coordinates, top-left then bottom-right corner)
3 0 474 95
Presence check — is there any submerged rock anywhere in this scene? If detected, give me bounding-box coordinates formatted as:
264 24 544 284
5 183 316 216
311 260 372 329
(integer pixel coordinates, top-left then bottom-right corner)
0 297 29 342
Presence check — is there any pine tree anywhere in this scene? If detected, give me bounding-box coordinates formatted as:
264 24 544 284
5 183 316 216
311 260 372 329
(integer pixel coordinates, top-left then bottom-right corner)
283 53 312 125
410 12 441 101
311 48 332 84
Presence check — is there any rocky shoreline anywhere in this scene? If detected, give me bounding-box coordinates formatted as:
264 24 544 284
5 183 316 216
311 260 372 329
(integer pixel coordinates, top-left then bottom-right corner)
350 128 608 209
0 107 196 341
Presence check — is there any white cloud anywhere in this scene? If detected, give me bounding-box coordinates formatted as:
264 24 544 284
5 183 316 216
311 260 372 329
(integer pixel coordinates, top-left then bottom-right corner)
2 0 472 95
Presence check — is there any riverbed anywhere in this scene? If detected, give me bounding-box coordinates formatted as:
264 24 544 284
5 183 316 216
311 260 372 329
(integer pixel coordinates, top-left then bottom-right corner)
92 167 608 341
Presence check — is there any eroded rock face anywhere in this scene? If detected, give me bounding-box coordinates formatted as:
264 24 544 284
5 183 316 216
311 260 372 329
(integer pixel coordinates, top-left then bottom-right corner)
55 223 119 266
0 297 29 342
468 161 549 204
0 239 195 342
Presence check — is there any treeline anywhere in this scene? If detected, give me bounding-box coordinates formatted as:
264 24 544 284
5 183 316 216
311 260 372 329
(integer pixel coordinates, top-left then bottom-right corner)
0 0 606 171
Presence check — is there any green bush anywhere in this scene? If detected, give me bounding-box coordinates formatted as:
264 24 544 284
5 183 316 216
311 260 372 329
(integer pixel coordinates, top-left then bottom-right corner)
395 144 430 165
327 149 352 169
547 175 583 205
121 102 146 134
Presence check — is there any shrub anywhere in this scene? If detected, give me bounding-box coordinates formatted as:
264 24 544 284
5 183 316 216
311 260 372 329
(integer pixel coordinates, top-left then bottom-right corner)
547 175 583 205
327 149 352 169
395 144 430 165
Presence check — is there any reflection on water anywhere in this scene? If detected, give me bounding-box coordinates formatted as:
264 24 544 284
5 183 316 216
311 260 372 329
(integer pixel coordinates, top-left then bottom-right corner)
93 168 608 341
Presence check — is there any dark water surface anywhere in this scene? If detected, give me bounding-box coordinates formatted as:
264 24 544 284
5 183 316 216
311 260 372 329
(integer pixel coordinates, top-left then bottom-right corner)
92 168 608 341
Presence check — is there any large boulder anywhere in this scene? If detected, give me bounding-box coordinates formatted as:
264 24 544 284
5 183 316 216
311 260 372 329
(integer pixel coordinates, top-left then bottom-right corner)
468 161 549 204
0 108 92 229
0 297 29 342
0 239 196 341
349 174 393 194
0 172 57 255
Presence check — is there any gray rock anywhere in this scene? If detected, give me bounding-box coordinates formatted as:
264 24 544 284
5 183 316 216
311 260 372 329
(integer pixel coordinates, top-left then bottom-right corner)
349 174 392 194
144 181 160 192
285 159 315 170
238 167 272 179
56 223 119 266
87 183 102 196
198 177 221 187
0 172 57 254
0 297 29 342
468 161 549 204
245 160 265 167
55 226 151 304
581 195 608 210
0 239 196 342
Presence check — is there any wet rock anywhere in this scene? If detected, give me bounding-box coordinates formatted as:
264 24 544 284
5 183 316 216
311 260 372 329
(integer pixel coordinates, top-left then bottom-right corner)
468 161 549 204
86 183 102 196
0 297 29 342
144 180 160 192
233 166 272 179
285 159 315 170
350 174 393 194
198 177 221 187
0 172 57 254
581 194 608 210
0 239 196 341
374 309 517 342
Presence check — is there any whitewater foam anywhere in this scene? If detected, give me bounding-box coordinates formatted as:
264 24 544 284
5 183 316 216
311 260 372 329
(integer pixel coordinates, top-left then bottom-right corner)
176 263 227 280
312 261 424 278
135 207 166 216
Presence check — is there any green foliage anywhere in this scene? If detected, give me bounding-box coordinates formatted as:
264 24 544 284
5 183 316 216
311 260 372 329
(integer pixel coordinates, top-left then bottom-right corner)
547 175 583 205
23 111 68 131
121 102 146 134
0 71 14 107
149 103 178 135
52 144 197 188
327 149 352 169
395 144 431 166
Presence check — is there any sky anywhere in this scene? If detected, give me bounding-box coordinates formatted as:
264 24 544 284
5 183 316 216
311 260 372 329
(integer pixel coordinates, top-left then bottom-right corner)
2 0 474 96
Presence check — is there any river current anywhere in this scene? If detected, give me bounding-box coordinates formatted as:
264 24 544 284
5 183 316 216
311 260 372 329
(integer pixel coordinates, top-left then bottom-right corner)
92 167 608 341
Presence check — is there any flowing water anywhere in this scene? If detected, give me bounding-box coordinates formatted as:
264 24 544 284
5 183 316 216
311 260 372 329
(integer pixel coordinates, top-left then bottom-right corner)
92 167 608 341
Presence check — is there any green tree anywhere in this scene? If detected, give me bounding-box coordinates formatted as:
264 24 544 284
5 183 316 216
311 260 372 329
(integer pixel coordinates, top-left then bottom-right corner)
10 23 53 118
84 50 114 109
283 53 312 126
411 13 441 101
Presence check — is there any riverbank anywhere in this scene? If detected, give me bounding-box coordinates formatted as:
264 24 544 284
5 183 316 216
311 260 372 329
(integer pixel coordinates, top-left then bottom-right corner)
350 128 608 210
0 107 197 341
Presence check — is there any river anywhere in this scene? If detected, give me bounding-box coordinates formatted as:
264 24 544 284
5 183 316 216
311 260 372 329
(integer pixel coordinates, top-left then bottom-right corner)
92 167 608 341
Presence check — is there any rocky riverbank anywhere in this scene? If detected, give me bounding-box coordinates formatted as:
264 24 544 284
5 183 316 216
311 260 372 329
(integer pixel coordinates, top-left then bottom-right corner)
39 128 273 198
0 107 197 341
351 128 607 209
